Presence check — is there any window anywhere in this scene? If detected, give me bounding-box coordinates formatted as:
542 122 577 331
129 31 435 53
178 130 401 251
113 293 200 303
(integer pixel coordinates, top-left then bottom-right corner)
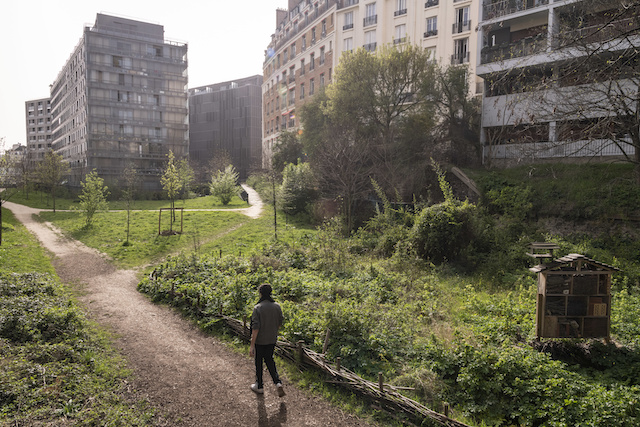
364 30 377 52
113 55 123 68
344 37 353 52
322 19 327 36
300 58 306 75
302 35 307 50
425 16 437 37
289 66 296 83
395 0 407 16
343 12 354 30
453 38 469 64
364 2 377 26
394 24 406 44
312 28 316 44
320 73 325 87
300 83 305 99
454 6 470 33
320 47 325 65
310 53 315 70
310 78 315 95
291 44 296 57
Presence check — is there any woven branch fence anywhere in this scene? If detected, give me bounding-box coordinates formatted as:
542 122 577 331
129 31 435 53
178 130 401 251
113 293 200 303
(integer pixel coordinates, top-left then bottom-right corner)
221 314 471 427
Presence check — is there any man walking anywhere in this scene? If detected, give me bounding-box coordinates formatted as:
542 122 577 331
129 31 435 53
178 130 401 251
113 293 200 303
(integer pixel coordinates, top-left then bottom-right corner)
250 284 285 397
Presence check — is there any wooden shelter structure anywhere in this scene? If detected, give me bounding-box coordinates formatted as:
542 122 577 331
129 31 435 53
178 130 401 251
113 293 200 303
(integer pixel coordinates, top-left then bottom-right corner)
530 252 619 339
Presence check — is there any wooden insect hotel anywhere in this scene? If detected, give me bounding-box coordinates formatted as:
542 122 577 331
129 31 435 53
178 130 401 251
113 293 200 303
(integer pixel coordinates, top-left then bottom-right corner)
528 243 619 339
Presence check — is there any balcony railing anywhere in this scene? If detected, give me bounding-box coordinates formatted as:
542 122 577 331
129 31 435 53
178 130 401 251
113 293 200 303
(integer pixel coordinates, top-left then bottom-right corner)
480 34 547 64
452 20 471 34
393 37 407 45
343 23 354 30
424 29 438 38
364 15 378 27
555 17 640 49
364 42 377 52
451 52 470 65
482 0 548 20
337 0 359 9
288 75 296 84
425 0 439 7
394 9 407 16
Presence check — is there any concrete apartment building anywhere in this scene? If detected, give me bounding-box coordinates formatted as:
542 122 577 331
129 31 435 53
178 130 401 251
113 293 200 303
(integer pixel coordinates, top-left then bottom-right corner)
262 0 482 168
50 13 189 190
476 0 638 165
189 75 263 181
24 97 53 166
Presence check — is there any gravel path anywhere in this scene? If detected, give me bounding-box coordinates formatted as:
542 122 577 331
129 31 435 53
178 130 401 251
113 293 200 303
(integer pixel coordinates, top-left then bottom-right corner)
4 190 372 427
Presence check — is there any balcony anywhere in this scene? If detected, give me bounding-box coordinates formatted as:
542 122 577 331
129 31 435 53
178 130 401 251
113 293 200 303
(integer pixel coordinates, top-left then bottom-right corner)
555 17 640 49
288 75 296 84
452 20 471 34
343 23 354 30
451 52 470 65
480 34 547 64
425 0 439 7
337 0 359 9
482 0 548 20
393 37 407 45
424 29 438 38
364 42 377 52
364 15 378 27
394 9 407 16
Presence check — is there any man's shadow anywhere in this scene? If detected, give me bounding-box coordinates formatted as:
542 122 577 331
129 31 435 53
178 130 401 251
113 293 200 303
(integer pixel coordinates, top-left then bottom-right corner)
256 395 287 426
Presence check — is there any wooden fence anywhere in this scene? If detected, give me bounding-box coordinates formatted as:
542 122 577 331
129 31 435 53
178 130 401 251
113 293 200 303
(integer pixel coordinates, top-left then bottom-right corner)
221 314 472 427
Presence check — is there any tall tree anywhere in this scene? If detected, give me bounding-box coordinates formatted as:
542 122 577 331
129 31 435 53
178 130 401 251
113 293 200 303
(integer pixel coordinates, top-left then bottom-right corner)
271 130 305 173
35 151 70 213
120 164 138 246
161 150 181 222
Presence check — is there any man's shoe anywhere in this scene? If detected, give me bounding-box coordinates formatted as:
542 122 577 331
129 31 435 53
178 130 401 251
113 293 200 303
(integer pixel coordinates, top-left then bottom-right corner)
276 382 286 397
251 383 264 394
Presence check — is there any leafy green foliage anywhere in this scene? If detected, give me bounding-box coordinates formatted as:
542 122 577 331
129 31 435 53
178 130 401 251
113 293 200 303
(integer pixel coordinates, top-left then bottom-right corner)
0 272 152 425
75 169 110 228
279 161 316 216
209 165 240 205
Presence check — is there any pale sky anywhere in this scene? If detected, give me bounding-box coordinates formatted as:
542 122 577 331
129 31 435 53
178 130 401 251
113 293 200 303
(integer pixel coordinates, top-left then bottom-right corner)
0 0 285 150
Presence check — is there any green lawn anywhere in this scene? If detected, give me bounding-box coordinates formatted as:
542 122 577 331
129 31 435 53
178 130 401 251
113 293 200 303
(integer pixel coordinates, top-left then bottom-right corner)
39 209 251 268
8 189 248 211
0 208 56 274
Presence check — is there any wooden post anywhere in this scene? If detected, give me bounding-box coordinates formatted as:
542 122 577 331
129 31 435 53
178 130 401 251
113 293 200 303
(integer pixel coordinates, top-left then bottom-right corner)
336 357 341 371
297 340 304 363
378 372 384 393
322 328 331 354
243 315 246 331
444 403 449 417
219 249 222 258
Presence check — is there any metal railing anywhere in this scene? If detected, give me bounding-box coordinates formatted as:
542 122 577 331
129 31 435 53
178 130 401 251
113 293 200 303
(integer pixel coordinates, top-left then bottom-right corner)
452 20 471 34
394 9 407 16
424 29 438 38
425 0 439 7
364 15 378 27
482 0 548 20
364 42 377 52
480 34 547 64
337 0 359 9
451 52 470 65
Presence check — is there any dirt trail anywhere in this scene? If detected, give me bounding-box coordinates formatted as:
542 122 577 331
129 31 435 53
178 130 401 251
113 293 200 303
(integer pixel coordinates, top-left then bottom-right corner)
4 191 372 427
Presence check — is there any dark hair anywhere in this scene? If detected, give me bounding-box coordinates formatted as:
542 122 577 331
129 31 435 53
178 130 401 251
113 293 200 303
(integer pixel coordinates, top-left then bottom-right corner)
258 284 272 297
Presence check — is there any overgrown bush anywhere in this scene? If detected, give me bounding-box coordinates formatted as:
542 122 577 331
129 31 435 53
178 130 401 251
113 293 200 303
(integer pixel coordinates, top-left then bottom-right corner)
279 161 317 215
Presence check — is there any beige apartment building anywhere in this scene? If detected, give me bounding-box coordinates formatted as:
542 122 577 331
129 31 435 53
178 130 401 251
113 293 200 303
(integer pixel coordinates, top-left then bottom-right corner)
262 0 481 168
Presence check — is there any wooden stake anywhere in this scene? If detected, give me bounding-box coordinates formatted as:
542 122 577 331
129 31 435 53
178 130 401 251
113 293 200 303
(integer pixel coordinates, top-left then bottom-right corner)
378 372 384 393
336 357 341 371
322 328 331 354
